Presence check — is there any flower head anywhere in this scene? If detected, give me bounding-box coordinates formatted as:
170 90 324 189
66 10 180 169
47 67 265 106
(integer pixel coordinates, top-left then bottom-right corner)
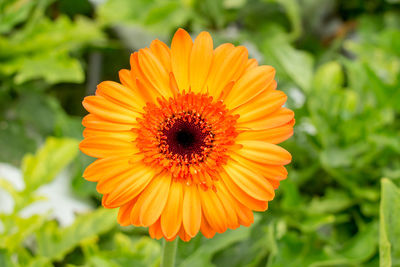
80 29 294 241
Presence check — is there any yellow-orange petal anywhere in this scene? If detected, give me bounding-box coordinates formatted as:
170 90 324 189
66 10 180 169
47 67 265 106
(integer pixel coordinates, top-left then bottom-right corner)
231 152 288 181
189 31 213 93
220 171 269 211
149 219 163 239
130 52 161 102
214 180 239 229
83 128 137 140
117 197 138 226
182 185 202 237
245 58 258 71
171 28 193 91
235 90 287 123
238 108 294 131
178 224 192 242
103 167 154 208
207 44 248 99
83 156 131 182
199 188 228 233
138 173 171 226
79 136 138 158
96 81 145 111
82 95 138 124
236 140 292 165
119 69 136 89
268 178 281 189
200 213 216 239
224 160 275 201
150 39 171 73
234 199 255 227
236 120 294 144
161 181 183 239
138 48 172 98
224 65 275 109
82 114 134 131
95 161 146 193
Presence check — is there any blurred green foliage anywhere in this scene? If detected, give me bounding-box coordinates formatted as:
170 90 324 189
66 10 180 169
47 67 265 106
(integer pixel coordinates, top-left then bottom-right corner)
0 0 400 266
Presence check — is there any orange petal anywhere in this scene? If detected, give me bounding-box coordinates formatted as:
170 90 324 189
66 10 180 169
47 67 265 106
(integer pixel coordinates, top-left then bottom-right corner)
214 181 239 229
138 173 171 226
161 181 183 239
103 167 155 208
171 28 193 91
119 69 136 89
267 178 281 189
182 185 201 237
199 188 228 233
130 52 161 102
200 213 216 239
82 95 138 124
235 90 287 123
224 65 275 109
82 114 134 131
207 44 248 98
117 197 138 226
96 81 145 111
150 39 171 72
79 136 138 158
236 140 292 165
189 31 213 93
224 161 275 201
138 48 172 98
236 120 294 144
83 156 131 182
231 152 288 181
245 58 258 71
238 108 294 131
234 199 255 227
96 161 148 193
149 219 163 239
220 171 268 211
178 223 192 242
83 128 137 141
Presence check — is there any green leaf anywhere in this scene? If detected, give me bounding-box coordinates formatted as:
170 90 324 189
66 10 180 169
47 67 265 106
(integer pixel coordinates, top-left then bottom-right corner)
0 121 36 165
265 0 302 40
35 208 117 261
97 0 154 26
14 50 84 84
262 31 314 91
307 189 353 214
0 15 104 84
0 0 35 34
380 178 400 267
0 249 14 267
178 226 252 267
22 137 79 191
313 61 343 92
16 92 56 135
0 215 47 251
27 257 51 267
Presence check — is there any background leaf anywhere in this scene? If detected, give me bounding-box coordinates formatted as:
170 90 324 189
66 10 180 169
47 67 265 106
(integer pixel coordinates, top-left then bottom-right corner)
380 178 400 267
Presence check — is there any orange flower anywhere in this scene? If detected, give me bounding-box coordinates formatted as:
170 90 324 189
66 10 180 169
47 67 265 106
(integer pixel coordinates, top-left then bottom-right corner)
80 29 294 241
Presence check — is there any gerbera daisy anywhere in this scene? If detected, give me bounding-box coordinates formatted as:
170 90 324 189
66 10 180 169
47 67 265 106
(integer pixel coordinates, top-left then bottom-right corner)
80 28 294 242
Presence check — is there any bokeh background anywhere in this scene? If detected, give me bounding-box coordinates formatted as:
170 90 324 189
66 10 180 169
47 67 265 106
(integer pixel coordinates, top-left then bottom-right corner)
1 0 400 266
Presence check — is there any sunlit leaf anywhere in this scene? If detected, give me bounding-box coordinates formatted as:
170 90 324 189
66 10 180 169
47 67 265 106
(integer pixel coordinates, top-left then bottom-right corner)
380 178 400 267
22 137 79 191
35 208 117 261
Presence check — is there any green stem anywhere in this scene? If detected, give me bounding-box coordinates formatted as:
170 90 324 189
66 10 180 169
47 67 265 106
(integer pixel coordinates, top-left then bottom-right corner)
161 238 178 267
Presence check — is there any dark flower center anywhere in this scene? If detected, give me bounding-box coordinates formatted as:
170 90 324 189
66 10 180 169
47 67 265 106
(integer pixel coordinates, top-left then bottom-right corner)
162 118 210 157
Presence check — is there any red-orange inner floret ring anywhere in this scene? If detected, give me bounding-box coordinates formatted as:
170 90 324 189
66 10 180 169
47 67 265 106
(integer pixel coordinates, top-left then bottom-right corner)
135 91 239 190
